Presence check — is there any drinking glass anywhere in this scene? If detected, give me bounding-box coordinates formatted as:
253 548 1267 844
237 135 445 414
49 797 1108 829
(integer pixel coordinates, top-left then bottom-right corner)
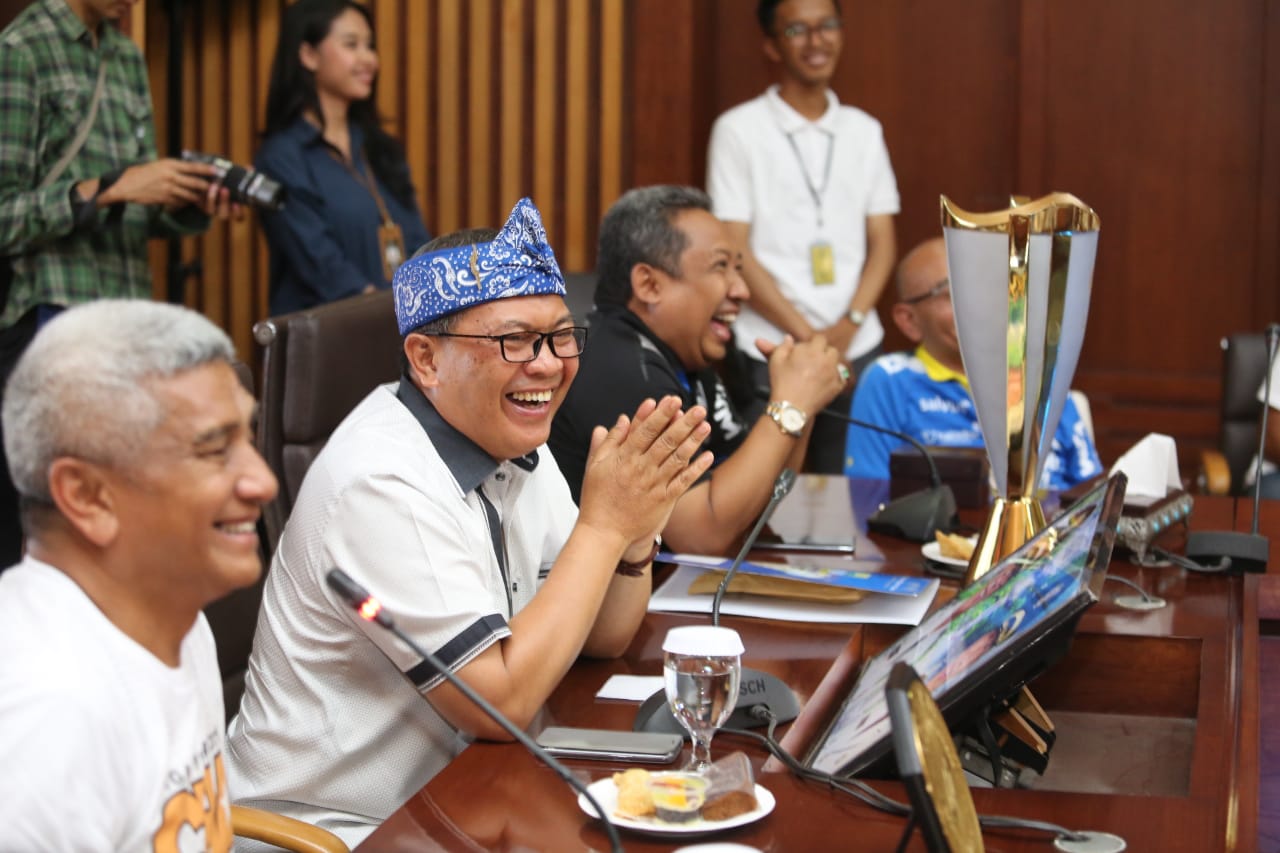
663 625 744 773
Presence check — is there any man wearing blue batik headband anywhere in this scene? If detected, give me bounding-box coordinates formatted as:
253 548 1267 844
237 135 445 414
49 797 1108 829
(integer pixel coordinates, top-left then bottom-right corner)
226 198 713 847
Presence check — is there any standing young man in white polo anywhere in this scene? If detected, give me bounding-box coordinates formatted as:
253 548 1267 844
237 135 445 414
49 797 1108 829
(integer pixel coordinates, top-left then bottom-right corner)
707 0 899 472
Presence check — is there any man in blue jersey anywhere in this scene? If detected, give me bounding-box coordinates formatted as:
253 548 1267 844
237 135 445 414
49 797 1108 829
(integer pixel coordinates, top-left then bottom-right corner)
843 237 1101 489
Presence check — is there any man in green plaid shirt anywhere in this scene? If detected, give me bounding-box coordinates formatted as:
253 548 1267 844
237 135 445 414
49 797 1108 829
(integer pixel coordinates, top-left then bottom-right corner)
0 0 239 568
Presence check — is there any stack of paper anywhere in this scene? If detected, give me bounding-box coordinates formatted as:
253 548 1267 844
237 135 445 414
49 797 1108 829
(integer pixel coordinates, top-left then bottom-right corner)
649 553 939 626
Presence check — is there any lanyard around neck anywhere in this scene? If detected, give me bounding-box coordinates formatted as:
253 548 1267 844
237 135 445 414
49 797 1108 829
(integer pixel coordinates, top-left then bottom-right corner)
784 130 834 229
330 146 395 227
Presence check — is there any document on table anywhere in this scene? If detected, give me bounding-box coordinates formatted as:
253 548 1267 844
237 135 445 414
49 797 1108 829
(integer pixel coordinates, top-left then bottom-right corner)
595 674 665 702
649 565 939 625
659 552 933 597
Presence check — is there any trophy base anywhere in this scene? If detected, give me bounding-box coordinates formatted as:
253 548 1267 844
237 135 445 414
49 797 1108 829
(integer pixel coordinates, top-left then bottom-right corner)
964 496 1048 584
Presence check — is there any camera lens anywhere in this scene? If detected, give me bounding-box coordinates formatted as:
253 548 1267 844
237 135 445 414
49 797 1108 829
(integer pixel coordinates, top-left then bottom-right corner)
218 163 286 212
181 150 286 212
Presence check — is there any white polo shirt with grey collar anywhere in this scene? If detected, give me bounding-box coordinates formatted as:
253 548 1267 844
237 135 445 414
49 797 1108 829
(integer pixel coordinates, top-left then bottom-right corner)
226 380 577 849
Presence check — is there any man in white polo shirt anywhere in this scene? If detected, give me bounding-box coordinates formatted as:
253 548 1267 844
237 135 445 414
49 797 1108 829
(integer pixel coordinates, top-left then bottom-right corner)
707 0 899 472
226 198 713 847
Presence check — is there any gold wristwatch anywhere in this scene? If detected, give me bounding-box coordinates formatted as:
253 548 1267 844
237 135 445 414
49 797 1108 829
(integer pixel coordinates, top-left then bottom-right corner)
765 401 807 437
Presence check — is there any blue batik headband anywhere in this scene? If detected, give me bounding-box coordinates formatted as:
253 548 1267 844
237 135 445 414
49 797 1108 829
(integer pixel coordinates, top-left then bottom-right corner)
393 197 566 335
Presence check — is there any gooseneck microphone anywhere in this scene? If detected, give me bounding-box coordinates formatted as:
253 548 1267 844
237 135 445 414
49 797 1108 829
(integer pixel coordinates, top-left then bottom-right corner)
1185 323 1278 573
325 569 624 853
712 468 797 627
634 469 803 735
819 406 958 542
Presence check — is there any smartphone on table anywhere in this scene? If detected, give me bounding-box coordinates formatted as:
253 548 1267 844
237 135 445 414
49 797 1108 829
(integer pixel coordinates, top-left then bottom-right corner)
535 726 683 764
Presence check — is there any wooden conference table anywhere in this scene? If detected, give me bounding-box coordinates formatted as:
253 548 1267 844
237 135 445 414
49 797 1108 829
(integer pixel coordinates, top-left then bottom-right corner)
359 484 1267 852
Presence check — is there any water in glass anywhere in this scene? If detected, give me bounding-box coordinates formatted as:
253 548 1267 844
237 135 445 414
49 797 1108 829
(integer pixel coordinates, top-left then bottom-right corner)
663 626 743 772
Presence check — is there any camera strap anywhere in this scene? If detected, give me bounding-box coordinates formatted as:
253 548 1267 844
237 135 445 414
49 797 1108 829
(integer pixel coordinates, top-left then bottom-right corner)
44 60 110 191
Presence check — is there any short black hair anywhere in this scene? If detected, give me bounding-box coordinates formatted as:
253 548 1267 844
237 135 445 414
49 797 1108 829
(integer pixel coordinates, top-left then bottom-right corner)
594 186 712 309
757 0 842 34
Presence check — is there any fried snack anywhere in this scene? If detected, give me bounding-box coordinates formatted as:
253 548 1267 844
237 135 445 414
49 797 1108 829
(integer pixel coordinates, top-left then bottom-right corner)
935 531 976 561
700 751 758 821
612 767 655 818
687 570 866 604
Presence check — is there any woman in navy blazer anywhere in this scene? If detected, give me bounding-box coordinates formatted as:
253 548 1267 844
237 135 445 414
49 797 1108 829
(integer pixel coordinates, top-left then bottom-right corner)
257 0 430 315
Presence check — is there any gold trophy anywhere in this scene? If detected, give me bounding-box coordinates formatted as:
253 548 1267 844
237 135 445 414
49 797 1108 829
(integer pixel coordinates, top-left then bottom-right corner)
941 193 1100 583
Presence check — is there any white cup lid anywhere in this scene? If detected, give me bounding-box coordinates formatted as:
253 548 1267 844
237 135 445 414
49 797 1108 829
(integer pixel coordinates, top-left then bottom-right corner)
663 626 744 656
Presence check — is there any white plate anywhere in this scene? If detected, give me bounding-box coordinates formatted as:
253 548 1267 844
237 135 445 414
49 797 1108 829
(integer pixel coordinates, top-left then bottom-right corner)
577 777 775 837
921 539 975 567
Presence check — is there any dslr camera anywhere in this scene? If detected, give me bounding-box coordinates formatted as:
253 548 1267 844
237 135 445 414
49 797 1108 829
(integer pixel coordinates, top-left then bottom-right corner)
181 150 286 212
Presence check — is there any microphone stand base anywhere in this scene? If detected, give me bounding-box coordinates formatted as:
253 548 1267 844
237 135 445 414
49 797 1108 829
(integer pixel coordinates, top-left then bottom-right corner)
867 486 958 543
1184 530 1269 573
633 667 801 735
1112 593 1167 611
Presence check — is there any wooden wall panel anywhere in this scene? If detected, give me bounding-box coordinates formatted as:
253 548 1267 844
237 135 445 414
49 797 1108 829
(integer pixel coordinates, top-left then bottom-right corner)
372 0 400 137
562 0 589 270
1261 0 1280 331
597 0 624 213
843 1 1021 251
137 0 278 360
195 1 227 328
116 0 1276 475
1017 1 1272 468
531 0 558 240
628 0 709 188
1026 3 1262 372
498 0 525 210
135 0 623 364
685 0 1280 476
178 2 201 314
467 0 494 229
434 0 463 233
226 2 256 344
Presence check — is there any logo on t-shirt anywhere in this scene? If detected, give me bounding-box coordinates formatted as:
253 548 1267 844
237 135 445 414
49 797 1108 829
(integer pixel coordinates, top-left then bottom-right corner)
917 394 970 415
151 750 232 852
709 380 745 442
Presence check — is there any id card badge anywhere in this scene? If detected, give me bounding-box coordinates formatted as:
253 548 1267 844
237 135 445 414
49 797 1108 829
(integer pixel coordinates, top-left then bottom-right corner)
378 221 406 280
810 240 835 286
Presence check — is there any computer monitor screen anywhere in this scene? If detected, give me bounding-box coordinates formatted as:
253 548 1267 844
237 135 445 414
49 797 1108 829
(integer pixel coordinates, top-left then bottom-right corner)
805 474 1126 778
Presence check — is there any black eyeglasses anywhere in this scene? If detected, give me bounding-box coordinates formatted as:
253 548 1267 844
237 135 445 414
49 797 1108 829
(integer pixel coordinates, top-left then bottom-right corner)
427 326 589 364
778 17 842 41
901 279 950 306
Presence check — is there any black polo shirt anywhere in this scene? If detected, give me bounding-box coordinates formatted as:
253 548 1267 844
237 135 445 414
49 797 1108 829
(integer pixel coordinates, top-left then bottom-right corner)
549 305 751 503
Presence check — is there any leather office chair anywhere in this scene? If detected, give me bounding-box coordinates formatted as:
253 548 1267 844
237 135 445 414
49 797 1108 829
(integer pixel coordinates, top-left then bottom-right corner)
254 289 402 557
205 572 264 720
232 806 349 853
562 270 597 324
1200 332 1268 495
